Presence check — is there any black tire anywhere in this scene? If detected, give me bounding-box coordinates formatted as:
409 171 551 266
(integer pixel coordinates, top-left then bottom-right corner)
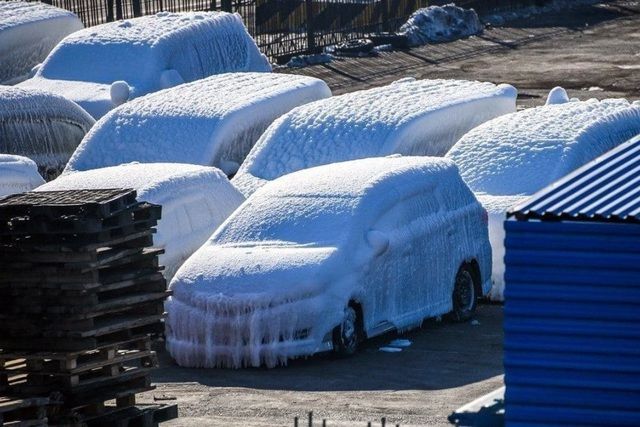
449 265 478 322
333 306 360 356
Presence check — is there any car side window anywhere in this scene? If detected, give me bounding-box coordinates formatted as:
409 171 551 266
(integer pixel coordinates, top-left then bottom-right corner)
373 189 440 231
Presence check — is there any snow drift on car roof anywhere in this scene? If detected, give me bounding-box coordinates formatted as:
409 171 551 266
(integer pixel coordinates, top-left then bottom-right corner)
446 97 640 196
36 162 244 279
232 78 516 196
64 73 331 175
0 1 82 84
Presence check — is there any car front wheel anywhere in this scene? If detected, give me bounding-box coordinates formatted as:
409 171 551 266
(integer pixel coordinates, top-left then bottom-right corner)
333 306 360 356
449 265 478 322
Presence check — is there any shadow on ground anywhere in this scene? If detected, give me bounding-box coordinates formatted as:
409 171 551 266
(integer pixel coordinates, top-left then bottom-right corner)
151 304 503 392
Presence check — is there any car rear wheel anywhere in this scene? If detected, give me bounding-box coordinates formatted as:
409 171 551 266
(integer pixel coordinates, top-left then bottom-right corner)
333 306 360 356
449 265 478 322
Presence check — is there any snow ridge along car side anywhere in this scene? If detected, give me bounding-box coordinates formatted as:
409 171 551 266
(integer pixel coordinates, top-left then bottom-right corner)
232 78 516 196
166 156 492 368
19 12 271 119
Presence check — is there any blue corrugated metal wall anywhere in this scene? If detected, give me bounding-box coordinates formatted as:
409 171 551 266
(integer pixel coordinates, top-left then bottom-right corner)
504 219 640 426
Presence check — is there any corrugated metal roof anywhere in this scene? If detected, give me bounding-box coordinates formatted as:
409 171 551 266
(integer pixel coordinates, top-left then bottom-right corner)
508 134 640 223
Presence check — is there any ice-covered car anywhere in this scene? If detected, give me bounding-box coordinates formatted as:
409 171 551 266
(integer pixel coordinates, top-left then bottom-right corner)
232 78 516 196
19 12 271 119
0 86 95 180
166 156 492 368
64 73 331 176
446 90 640 300
0 2 83 85
37 163 244 279
0 155 45 198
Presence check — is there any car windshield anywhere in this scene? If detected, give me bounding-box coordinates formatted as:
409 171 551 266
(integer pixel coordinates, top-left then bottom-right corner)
215 195 358 246
40 41 157 84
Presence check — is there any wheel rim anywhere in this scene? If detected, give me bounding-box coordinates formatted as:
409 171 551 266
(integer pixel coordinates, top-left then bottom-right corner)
455 270 475 311
341 308 357 351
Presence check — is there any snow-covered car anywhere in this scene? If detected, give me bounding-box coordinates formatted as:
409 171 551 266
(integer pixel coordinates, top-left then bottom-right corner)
37 163 244 279
0 155 45 198
0 2 83 85
19 12 271 119
0 86 95 180
64 73 331 176
446 89 640 301
166 156 492 368
232 78 516 196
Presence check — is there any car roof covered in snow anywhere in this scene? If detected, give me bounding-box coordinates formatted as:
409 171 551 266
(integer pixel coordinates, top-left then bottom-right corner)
0 1 79 31
446 97 640 196
0 86 94 128
64 73 331 174
216 156 475 246
232 78 516 195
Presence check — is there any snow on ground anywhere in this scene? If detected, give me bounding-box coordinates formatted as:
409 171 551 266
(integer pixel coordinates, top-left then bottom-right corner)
63 73 331 175
399 4 483 46
447 93 640 300
37 163 244 279
0 155 45 198
167 156 491 368
0 2 82 85
0 86 95 180
18 12 271 119
233 78 516 196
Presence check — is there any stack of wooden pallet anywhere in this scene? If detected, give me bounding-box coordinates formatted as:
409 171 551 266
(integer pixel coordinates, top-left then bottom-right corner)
0 189 176 426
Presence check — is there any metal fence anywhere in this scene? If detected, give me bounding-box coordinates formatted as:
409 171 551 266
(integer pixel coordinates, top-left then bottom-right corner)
36 0 424 61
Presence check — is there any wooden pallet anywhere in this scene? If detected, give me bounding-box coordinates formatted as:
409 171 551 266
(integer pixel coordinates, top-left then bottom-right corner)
0 396 49 427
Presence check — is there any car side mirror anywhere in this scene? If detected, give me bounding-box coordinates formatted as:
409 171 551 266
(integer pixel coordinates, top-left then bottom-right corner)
29 63 42 78
110 80 130 106
366 230 389 257
160 69 184 89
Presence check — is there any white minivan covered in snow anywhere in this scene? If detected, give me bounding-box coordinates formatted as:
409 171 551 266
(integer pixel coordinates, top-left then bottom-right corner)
37 163 244 279
446 90 640 301
64 73 331 176
19 12 271 119
166 156 492 369
232 78 516 196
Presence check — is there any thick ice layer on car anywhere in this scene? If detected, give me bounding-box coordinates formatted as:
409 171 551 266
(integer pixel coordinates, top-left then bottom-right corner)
0 86 95 180
64 73 331 175
19 12 271 118
447 98 640 196
0 155 45 198
447 96 640 300
167 156 492 368
233 78 516 196
0 2 82 84
37 163 244 279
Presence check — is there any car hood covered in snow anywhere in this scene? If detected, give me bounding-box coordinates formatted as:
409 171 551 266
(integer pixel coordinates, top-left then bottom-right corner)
232 78 516 196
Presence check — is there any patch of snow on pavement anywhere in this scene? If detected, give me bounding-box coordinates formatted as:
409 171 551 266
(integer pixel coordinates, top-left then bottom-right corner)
399 4 483 46
379 347 403 353
37 163 244 280
389 339 412 348
64 73 331 175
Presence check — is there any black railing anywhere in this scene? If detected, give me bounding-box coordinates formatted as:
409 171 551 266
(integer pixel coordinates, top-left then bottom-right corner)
37 0 424 61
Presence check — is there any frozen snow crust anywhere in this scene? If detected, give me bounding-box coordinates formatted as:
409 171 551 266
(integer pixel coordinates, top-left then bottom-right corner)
0 155 45 198
0 2 82 84
167 156 492 368
447 97 640 301
19 12 271 118
37 163 244 279
233 78 517 196
64 73 331 175
0 86 95 180
399 4 483 46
